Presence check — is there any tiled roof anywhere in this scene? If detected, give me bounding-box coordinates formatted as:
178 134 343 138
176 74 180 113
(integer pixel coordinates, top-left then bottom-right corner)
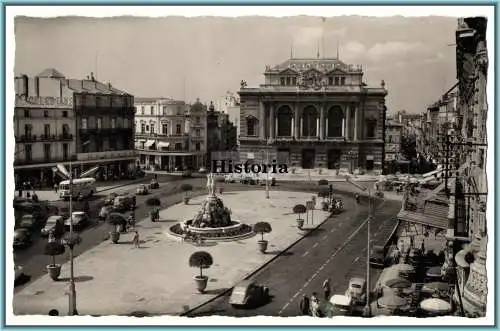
65 79 130 96
37 68 65 79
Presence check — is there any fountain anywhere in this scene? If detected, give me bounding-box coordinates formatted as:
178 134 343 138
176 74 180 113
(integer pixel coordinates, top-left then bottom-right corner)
168 174 254 241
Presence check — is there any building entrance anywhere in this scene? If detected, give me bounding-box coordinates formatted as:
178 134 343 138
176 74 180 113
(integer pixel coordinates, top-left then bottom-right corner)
327 149 341 169
301 149 315 169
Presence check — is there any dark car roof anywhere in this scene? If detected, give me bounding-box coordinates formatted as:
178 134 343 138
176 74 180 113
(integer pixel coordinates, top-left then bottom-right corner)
14 228 29 236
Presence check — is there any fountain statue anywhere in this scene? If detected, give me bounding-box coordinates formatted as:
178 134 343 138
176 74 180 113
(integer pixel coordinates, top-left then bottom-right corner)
169 173 253 240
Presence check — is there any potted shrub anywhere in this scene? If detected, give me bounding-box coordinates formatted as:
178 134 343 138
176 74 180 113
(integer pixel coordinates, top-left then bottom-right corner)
44 241 65 281
146 197 161 207
318 179 329 186
253 221 272 253
181 184 193 204
189 251 213 293
107 212 127 243
318 187 330 211
293 204 307 229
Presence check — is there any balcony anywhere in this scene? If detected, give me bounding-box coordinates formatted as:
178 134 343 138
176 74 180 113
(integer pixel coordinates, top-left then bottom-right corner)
76 149 136 162
80 128 133 136
16 135 38 143
14 155 74 166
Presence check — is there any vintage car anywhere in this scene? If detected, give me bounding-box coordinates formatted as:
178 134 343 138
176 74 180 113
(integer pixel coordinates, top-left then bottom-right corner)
16 214 38 230
104 192 118 206
136 184 149 195
99 205 115 221
229 280 269 307
13 228 32 250
113 195 135 211
15 265 25 282
41 215 65 237
149 179 160 189
345 277 367 305
64 211 89 230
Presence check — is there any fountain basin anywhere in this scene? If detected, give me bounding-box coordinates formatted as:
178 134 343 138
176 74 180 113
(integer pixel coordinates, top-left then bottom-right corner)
168 220 255 242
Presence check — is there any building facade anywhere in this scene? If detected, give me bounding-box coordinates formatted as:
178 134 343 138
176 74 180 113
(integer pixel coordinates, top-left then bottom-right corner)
384 119 403 162
449 16 488 318
134 98 207 171
14 69 136 186
238 57 388 173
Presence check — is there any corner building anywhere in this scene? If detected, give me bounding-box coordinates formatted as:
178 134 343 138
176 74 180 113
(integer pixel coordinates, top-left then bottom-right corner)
238 57 388 173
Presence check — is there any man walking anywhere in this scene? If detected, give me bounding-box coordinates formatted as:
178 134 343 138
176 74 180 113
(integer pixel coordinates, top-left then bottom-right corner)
299 294 310 316
322 278 331 301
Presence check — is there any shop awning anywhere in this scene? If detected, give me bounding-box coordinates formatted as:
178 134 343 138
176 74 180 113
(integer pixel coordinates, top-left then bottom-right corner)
397 209 448 230
420 298 451 314
158 142 170 148
145 140 156 148
79 166 100 179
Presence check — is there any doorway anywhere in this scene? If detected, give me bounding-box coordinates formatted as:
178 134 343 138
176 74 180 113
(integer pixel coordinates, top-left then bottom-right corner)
301 149 316 169
327 149 341 169
366 157 374 171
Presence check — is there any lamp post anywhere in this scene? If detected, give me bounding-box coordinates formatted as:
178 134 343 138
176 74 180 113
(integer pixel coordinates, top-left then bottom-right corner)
345 176 375 317
347 151 358 174
64 140 90 316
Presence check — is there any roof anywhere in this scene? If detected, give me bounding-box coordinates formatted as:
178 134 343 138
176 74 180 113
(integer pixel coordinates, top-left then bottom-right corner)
65 79 130 96
267 57 361 73
135 97 180 104
37 68 65 79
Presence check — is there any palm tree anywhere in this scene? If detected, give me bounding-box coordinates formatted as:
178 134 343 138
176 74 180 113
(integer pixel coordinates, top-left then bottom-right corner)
293 204 307 220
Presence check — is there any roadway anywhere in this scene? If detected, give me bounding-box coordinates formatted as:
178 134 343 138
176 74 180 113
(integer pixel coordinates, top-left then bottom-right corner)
185 197 402 317
13 176 390 298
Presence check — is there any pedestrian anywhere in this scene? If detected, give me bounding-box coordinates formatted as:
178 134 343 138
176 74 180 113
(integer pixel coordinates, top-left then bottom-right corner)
133 230 140 248
322 278 331 300
310 293 321 317
421 239 425 253
299 294 310 316
54 183 58 193
410 236 414 249
18 188 23 198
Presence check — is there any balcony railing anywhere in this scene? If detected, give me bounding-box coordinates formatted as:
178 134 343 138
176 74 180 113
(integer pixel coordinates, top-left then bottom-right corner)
14 155 75 166
80 128 133 135
15 134 74 142
76 149 136 161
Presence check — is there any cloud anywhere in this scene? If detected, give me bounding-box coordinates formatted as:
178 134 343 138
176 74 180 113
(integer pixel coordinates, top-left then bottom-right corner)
291 26 323 46
341 40 442 65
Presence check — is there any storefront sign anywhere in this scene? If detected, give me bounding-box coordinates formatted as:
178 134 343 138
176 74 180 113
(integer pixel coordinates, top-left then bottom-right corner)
23 96 73 106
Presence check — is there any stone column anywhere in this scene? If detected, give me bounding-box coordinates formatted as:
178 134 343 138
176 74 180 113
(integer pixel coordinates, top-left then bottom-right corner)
354 105 359 141
294 104 300 139
259 101 265 139
291 117 295 137
316 117 320 138
319 104 325 139
270 104 275 139
346 105 351 140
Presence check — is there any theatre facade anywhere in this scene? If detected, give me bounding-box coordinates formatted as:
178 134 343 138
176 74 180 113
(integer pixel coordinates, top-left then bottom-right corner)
238 57 388 174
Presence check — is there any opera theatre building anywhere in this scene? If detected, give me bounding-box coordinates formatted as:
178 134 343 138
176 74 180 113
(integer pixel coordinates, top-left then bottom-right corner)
238 57 388 174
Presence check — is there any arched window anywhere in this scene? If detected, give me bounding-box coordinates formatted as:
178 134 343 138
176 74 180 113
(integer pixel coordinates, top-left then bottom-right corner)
327 106 344 137
277 105 293 137
247 116 257 136
301 105 318 137
366 119 377 138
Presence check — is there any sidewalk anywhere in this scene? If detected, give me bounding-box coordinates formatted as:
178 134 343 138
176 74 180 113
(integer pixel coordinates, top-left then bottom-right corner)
13 190 330 316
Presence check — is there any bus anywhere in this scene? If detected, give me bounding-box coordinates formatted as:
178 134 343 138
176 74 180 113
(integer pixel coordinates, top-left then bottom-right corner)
59 178 96 200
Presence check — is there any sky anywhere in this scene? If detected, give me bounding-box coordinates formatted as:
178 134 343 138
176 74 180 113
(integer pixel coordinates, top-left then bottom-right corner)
14 15 458 114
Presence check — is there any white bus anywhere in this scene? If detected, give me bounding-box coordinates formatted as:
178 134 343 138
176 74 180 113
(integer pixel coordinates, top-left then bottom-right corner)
59 178 96 200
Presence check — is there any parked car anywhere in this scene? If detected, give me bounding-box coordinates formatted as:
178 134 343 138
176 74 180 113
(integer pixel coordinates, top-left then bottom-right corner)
99 205 115 221
136 184 149 195
41 215 65 237
113 195 135 211
13 229 32 250
104 193 118 206
149 179 160 189
16 215 38 230
64 211 89 230
198 167 208 174
370 243 393 268
229 280 269 307
240 175 256 185
15 265 25 282
345 277 367 305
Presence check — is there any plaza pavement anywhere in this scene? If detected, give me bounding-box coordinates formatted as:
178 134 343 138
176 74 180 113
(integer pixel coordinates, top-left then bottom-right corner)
13 190 330 316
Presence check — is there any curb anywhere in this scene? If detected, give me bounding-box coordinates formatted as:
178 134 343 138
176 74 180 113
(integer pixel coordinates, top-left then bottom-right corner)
180 207 334 316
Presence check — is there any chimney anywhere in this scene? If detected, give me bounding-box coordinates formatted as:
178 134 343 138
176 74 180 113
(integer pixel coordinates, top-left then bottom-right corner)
90 72 95 81
107 82 112 88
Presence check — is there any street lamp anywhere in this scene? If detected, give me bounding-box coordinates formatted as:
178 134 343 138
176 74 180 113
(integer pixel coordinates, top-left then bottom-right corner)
345 176 375 317
63 139 90 316
347 151 358 174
